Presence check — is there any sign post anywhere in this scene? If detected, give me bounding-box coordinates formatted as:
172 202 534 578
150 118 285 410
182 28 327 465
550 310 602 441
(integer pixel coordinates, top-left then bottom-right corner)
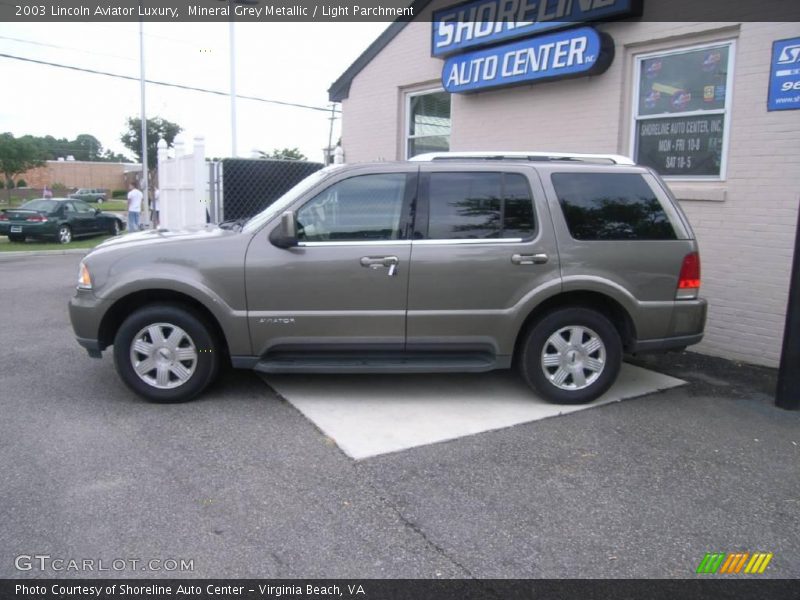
776 205 800 410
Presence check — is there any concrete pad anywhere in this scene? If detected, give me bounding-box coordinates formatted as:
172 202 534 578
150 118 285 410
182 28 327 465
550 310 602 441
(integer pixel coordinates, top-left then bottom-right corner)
262 363 686 460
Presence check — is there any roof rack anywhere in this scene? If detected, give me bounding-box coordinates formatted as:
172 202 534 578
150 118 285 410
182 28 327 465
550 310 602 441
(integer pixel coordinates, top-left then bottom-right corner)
409 151 636 165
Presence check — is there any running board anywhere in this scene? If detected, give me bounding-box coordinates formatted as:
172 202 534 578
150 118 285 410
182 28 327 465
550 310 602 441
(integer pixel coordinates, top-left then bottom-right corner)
253 352 503 374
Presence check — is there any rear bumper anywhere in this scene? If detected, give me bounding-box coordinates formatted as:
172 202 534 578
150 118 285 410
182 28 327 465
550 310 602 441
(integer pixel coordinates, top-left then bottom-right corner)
630 298 707 353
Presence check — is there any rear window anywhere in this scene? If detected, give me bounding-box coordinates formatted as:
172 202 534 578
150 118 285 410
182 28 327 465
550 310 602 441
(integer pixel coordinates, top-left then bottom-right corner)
551 173 676 241
20 200 58 212
427 172 535 239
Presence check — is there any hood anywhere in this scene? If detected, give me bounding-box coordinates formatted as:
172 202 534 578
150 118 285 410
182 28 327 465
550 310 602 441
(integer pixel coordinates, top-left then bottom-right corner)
88 225 238 256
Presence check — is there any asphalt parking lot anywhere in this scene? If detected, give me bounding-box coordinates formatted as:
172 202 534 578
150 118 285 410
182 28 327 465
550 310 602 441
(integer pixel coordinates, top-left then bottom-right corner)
1 253 798 579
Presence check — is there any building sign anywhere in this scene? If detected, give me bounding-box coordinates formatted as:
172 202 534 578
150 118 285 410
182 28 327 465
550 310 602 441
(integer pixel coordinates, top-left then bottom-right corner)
768 36 800 111
432 0 639 57
636 114 724 177
442 26 613 94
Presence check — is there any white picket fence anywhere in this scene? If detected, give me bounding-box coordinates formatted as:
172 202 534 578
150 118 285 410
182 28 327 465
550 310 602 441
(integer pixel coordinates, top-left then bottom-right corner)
157 136 207 230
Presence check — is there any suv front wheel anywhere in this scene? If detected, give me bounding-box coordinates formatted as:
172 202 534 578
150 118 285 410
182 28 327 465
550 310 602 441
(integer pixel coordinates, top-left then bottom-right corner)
520 307 622 405
113 304 220 403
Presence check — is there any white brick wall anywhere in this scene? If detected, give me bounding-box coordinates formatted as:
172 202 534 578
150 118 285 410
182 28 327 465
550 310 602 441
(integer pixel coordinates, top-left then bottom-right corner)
340 18 800 367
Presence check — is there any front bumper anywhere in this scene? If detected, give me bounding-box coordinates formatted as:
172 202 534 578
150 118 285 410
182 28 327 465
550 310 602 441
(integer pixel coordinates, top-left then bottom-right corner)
69 290 108 358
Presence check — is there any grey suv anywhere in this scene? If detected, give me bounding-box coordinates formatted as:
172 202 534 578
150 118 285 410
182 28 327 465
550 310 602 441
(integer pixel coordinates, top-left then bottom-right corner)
69 153 706 404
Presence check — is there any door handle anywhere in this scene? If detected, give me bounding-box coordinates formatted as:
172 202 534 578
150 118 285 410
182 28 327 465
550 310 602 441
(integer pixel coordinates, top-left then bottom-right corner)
360 255 399 276
511 253 548 265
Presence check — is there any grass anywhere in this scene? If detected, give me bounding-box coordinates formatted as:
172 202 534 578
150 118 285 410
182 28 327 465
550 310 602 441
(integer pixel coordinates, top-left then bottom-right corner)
0 235 113 252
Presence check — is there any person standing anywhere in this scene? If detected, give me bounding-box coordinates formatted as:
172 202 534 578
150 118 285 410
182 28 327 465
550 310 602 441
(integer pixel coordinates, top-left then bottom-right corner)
42 185 53 199
127 182 143 232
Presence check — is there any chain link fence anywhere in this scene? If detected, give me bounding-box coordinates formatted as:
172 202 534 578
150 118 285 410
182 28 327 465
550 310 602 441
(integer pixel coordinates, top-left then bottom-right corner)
211 158 325 223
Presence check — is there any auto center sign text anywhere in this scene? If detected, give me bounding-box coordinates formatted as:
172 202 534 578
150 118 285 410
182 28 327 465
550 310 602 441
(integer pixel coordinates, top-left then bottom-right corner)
433 0 635 93
432 0 639 57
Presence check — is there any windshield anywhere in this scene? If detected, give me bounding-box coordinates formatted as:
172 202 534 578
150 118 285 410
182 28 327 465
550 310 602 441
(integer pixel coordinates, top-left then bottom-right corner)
241 165 344 234
21 200 58 212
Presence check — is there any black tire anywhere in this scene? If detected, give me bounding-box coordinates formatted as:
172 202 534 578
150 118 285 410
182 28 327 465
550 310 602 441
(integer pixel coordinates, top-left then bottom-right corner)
520 307 622 405
109 219 121 236
113 304 220 403
56 224 72 244
8 234 25 243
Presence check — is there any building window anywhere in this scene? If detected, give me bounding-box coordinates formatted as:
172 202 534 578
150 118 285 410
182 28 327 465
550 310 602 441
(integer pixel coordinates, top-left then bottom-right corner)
406 90 451 159
632 41 734 179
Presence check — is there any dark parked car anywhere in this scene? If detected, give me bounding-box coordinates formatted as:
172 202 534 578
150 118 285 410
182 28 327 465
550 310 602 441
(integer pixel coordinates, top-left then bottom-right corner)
0 198 125 244
69 188 107 203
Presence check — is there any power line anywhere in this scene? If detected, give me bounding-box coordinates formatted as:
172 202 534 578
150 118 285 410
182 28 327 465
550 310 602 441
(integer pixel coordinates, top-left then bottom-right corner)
0 52 341 114
0 34 135 61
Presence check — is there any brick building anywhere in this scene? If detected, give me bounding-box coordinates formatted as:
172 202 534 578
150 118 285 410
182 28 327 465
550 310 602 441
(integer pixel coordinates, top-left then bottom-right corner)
18 160 142 192
329 1 800 367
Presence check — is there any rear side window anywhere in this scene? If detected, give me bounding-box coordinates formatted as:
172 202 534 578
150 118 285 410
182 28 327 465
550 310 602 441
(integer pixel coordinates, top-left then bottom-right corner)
551 173 676 241
427 172 535 239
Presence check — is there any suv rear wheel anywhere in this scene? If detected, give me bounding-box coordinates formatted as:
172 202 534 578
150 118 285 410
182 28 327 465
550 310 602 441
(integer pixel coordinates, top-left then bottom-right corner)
520 307 622 404
113 304 220 403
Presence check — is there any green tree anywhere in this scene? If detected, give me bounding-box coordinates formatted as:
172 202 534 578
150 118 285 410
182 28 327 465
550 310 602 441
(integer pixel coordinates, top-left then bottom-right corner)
120 117 182 171
0 133 44 203
258 147 307 161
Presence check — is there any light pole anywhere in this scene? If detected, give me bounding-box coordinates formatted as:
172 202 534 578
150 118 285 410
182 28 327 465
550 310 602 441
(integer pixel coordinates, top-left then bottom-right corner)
139 16 150 226
229 3 238 157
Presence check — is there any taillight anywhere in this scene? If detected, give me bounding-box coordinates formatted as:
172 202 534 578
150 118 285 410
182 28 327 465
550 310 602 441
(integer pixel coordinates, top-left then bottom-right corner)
0 213 7 221
26 216 48 222
677 252 701 299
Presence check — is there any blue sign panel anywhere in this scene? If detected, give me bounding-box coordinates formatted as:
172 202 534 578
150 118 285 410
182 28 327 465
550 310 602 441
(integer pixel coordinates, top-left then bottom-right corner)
432 0 638 58
768 37 800 111
442 27 613 94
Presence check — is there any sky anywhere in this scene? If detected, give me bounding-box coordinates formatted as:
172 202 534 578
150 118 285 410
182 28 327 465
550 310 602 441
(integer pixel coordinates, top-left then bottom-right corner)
0 21 389 163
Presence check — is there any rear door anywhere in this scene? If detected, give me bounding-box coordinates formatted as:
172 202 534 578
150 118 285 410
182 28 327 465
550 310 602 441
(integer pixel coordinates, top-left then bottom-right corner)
72 200 99 234
407 164 561 361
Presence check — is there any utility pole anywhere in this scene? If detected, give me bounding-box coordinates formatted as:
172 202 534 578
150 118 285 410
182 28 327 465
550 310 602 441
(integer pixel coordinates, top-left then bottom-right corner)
326 103 337 165
776 206 800 410
139 16 150 226
229 4 238 157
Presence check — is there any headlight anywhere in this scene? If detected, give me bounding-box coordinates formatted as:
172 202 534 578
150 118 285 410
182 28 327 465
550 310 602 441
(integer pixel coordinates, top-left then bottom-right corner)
77 262 93 290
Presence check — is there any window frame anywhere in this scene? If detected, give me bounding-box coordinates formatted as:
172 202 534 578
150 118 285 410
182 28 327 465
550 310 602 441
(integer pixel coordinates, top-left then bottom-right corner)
415 169 538 243
404 88 452 160
629 40 736 182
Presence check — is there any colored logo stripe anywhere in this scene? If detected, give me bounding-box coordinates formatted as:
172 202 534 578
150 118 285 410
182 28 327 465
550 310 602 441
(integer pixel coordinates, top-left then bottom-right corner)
697 552 773 574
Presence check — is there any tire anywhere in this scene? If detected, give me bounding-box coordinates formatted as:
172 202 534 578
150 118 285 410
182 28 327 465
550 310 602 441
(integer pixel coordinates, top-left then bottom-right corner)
57 224 72 244
113 304 220 403
520 307 622 405
109 219 121 236
8 234 25 243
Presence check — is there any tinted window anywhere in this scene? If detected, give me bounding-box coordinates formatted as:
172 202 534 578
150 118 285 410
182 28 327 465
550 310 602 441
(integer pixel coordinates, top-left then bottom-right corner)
297 174 407 242
552 173 676 241
427 172 534 239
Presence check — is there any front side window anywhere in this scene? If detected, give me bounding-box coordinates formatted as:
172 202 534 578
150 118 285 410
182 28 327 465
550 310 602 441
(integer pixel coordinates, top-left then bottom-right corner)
633 42 733 178
426 172 535 240
296 174 407 242
552 173 677 241
406 90 451 159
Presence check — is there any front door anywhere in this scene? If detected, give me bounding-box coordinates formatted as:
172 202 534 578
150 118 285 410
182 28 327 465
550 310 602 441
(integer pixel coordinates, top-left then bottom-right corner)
245 168 417 357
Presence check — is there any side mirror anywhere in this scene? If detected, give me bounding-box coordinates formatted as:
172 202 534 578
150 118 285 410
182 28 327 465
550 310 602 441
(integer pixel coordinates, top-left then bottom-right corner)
269 211 299 249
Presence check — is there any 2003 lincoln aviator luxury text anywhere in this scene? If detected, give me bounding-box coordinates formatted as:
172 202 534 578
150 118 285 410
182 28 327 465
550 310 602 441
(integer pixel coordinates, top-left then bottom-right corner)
69 152 706 404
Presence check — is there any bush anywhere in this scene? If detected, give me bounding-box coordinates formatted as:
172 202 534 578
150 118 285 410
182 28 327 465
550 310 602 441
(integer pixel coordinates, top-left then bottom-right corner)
112 189 127 199
52 182 67 193
16 179 27 188
0 180 4 190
